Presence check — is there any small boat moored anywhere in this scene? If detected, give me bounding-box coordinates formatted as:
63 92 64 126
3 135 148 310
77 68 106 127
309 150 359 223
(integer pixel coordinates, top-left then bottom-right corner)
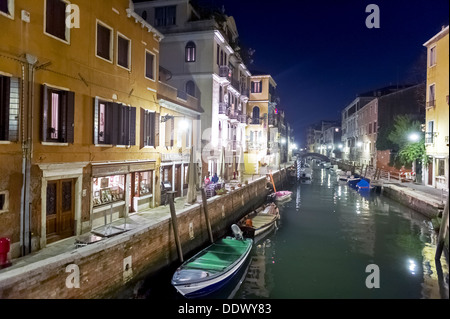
239 203 280 238
171 225 253 298
270 190 293 202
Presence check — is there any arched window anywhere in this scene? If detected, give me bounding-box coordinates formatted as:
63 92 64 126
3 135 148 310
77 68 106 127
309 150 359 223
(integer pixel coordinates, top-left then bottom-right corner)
252 107 260 124
185 41 196 62
186 81 195 97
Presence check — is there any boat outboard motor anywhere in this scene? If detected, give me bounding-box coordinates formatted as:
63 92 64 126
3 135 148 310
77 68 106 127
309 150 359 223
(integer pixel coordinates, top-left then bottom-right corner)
231 224 244 240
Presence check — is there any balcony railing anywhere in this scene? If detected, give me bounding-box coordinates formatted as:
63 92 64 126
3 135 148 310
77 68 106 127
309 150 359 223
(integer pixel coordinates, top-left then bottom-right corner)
425 132 435 144
219 102 230 116
219 66 232 81
426 100 436 109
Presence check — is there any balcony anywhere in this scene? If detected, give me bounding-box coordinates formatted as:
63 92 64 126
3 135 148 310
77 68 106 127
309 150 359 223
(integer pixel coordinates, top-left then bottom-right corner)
426 100 436 109
157 81 200 111
219 66 232 81
219 102 230 116
425 132 435 144
229 110 242 121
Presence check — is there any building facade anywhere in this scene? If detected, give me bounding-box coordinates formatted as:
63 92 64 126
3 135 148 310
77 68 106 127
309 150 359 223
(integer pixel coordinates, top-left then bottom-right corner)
423 25 449 191
0 0 201 258
133 0 251 181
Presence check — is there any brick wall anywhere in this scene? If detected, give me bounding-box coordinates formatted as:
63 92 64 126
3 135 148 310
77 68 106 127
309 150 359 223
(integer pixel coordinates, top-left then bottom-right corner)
0 169 287 299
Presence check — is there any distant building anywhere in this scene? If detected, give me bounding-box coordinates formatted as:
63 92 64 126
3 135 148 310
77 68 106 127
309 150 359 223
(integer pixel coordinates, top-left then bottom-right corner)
341 85 422 166
423 26 449 191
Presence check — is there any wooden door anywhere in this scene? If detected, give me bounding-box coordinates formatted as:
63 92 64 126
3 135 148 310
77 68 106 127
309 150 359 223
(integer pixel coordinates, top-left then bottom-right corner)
428 160 433 186
175 165 182 197
46 179 75 244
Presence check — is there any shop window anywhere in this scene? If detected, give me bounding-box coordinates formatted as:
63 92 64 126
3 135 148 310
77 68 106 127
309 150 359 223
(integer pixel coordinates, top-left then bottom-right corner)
42 84 75 143
92 175 125 207
135 171 152 196
437 159 445 177
0 76 19 141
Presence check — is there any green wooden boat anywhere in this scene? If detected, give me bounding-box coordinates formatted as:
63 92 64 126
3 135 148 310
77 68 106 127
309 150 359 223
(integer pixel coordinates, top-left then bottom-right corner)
172 230 253 298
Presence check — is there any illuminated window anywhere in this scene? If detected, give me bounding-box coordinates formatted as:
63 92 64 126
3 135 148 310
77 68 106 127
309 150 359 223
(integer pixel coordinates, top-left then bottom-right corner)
251 81 262 93
185 41 196 62
42 85 75 143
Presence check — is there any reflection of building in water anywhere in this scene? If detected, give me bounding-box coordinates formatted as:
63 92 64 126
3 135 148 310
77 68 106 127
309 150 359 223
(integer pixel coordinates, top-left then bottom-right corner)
420 243 449 299
296 185 301 211
337 192 376 257
240 240 272 298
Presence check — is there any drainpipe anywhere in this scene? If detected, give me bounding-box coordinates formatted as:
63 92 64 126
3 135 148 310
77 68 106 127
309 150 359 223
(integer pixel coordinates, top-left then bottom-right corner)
20 54 38 256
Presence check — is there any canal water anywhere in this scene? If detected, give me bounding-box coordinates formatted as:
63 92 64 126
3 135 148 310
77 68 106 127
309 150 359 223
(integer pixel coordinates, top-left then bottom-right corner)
117 165 449 299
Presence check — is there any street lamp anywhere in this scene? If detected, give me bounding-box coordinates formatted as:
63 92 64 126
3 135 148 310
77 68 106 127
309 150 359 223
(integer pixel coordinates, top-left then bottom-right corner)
408 132 420 142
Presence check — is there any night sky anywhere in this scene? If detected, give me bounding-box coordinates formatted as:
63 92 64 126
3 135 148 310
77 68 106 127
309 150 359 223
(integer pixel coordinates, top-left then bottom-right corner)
199 0 449 146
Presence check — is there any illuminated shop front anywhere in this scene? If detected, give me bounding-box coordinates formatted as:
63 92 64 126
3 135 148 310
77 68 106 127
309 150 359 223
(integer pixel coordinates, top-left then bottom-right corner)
91 161 156 228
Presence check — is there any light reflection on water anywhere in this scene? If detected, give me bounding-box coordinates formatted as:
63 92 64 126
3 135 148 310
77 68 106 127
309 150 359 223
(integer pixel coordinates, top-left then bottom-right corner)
234 167 449 299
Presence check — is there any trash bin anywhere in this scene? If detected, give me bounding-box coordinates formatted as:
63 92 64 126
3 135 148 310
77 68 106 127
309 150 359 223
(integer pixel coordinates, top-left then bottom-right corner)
0 237 12 269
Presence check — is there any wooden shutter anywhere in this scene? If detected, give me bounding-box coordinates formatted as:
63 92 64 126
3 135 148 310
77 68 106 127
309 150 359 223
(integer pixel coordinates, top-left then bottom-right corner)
42 85 49 142
140 108 145 148
0 76 10 141
93 97 99 145
170 117 174 147
129 107 136 146
66 91 75 144
154 113 160 147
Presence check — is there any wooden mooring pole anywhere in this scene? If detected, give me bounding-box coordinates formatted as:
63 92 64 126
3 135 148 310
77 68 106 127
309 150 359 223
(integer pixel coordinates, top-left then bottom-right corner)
200 188 214 244
167 191 183 263
435 192 449 261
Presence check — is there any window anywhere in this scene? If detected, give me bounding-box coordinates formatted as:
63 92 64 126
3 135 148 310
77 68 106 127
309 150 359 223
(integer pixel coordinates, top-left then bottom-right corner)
145 50 155 80
429 46 436 67
92 175 125 207
96 21 113 62
117 33 131 70
141 109 159 148
251 81 262 93
154 5 176 27
0 75 19 142
428 84 436 107
0 0 14 17
42 85 75 143
373 121 377 133
93 97 136 146
425 121 434 144
45 0 69 42
437 159 445 177
252 107 260 124
0 190 8 213
216 44 219 65
186 81 195 97
185 41 196 62
164 116 174 147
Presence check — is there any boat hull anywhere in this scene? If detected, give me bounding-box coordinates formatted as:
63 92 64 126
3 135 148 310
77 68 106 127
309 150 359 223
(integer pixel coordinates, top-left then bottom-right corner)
171 238 253 298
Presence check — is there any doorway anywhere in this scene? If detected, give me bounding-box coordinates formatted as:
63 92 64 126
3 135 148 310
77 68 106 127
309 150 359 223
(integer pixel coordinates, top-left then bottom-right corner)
46 179 75 244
